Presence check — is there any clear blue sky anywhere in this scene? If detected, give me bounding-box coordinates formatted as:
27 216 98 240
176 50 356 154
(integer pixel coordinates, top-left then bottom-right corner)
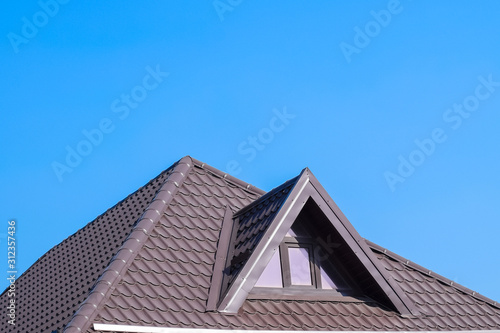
1 1 499 301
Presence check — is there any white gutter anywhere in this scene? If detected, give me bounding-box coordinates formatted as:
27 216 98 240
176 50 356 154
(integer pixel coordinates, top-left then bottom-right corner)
93 324 500 333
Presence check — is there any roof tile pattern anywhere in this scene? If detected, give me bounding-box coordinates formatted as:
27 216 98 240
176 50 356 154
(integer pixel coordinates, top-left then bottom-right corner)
93 245 500 332
91 163 263 330
0 164 176 333
371 246 500 330
227 177 298 283
89 161 500 332
233 176 298 258
3 156 499 333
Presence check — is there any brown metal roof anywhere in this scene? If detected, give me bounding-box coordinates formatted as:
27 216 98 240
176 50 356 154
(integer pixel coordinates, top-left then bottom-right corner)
2 156 499 333
221 175 299 296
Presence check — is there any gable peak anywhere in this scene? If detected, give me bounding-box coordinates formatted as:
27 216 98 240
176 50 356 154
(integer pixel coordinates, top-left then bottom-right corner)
213 168 418 316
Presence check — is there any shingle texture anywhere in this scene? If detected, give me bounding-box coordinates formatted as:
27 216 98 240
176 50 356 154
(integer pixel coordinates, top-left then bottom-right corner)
92 240 500 331
371 243 500 330
225 176 299 288
3 156 499 333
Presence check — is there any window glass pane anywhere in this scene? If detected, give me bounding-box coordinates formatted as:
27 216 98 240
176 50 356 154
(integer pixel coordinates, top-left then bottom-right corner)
255 251 282 287
319 262 351 291
288 247 312 285
320 267 337 289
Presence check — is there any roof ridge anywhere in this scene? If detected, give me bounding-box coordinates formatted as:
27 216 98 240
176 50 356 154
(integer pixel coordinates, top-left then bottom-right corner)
63 156 195 333
190 156 265 196
365 239 500 309
233 173 302 218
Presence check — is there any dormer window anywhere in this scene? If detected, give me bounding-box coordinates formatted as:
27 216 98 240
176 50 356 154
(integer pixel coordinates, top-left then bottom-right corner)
216 177 416 316
253 228 355 296
287 245 313 286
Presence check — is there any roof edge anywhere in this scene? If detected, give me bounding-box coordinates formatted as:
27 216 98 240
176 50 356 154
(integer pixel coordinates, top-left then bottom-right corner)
94 323 500 333
366 239 500 309
63 156 194 333
190 157 265 196
233 173 302 219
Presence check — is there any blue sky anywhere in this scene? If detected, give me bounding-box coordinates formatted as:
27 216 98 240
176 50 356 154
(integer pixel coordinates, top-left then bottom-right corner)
1 1 499 301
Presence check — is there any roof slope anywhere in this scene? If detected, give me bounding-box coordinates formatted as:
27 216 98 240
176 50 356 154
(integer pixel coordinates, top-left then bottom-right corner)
370 241 500 328
221 175 300 296
0 159 178 333
3 156 500 333
89 161 500 332
84 159 264 332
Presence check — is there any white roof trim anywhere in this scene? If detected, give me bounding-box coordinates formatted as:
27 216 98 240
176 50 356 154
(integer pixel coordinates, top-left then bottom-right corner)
94 324 500 333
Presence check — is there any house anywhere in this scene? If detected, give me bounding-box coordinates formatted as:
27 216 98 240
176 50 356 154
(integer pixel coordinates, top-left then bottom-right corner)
2 156 499 333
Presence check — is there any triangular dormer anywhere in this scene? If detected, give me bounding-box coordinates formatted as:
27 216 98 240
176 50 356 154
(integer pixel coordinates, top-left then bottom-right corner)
210 168 418 316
